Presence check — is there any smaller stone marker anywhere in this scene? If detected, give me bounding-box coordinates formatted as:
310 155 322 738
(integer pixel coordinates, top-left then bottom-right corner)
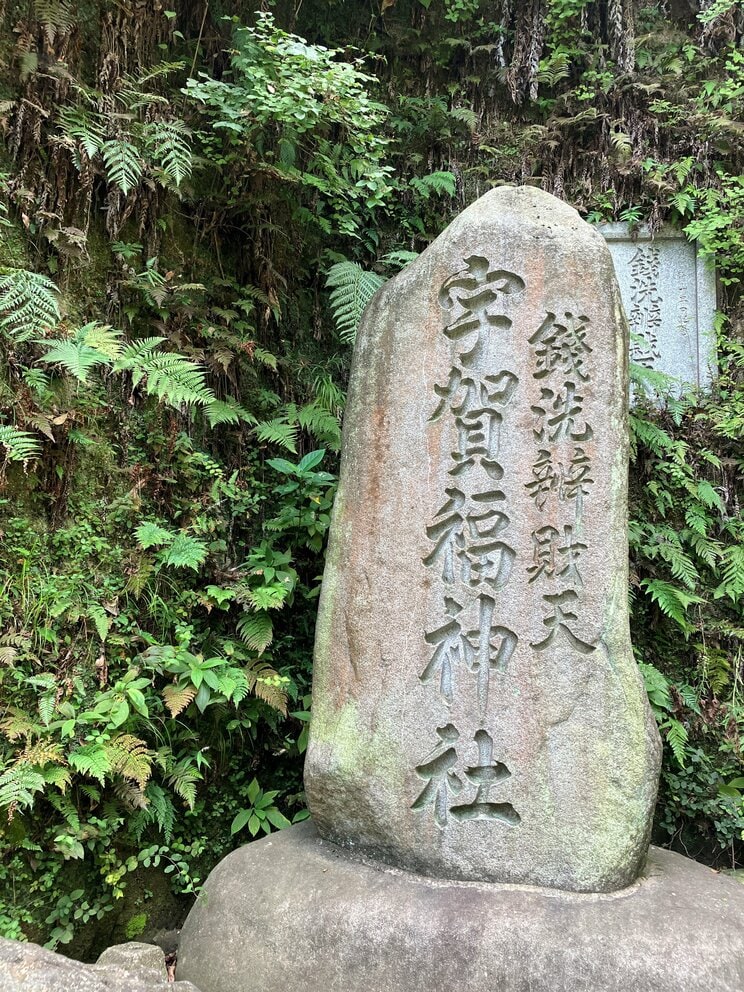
599 223 717 392
304 185 661 893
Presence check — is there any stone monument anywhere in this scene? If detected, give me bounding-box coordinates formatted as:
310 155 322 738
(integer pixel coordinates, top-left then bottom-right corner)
304 186 660 893
177 187 744 992
600 223 717 392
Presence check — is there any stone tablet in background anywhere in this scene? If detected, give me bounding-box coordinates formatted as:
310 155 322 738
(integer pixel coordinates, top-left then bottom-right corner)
599 223 717 392
305 186 661 893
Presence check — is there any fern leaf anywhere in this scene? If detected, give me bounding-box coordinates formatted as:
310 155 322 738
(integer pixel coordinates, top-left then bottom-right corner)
49 793 80 829
58 106 106 159
715 546 744 602
101 139 143 196
145 782 176 841
107 734 152 790
87 604 111 641
136 353 215 407
255 417 298 453
0 426 41 463
68 743 111 784
325 261 385 343
135 521 173 549
142 119 193 188
39 323 117 382
0 268 60 342
640 579 703 632
664 718 688 768
33 0 75 43
163 683 196 717
0 708 40 741
43 765 71 793
159 533 208 570
237 611 273 654
204 399 256 427
409 171 457 199
0 764 46 815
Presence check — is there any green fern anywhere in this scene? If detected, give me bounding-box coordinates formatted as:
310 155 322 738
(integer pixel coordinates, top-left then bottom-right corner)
0 763 46 815
409 171 457 199
255 416 298 453
159 533 208 571
135 521 172 549
640 578 703 633
205 399 256 427
130 352 215 406
39 323 118 382
101 139 143 196
141 119 193 188
325 260 385 343
58 107 106 159
237 611 273 654
33 0 75 44
0 268 60 342
0 426 41 463
715 546 744 602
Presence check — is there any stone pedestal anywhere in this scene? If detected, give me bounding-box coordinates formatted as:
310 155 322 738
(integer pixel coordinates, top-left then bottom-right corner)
177 822 744 992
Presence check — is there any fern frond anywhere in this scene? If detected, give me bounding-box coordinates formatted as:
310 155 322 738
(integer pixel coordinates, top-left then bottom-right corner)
0 764 45 815
58 106 106 159
163 683 196 717
237 611 273 654
297 401 341 450
133 352 215 407
664 718 689 767
141 119 193 188
39 323 118 382
18 740 65 767
245 660 288 716
159 533 208 570
43 765 72 793
166 760 201 810
255 417 298 453
204 399 256 427
144 782 176 841
101 139 143 195
0 708 40 741
107 734 152 790
33 0 75 43
325 260 384 343
135 521 173 550
715 546 744 602
0 426 41 463
69 743 114 783
113 779 149 811
49 793 80 829
409 170 457 199
0 268 60 342
640 579 703 632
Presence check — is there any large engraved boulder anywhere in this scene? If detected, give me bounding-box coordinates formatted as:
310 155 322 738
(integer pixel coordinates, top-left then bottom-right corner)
304 185 661 892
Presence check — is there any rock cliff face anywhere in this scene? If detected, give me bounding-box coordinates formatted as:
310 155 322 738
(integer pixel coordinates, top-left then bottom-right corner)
304 185 661 892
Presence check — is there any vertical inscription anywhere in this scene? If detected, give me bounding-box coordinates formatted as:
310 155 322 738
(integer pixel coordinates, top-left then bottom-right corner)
628 245 662 368
525 311 598 656
413 256 522 830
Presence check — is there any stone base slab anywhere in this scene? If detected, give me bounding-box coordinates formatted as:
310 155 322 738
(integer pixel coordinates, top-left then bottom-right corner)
177 822 744 992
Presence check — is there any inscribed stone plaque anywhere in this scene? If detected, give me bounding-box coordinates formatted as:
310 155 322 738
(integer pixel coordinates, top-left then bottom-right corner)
305 186 661 893
599 223 717 391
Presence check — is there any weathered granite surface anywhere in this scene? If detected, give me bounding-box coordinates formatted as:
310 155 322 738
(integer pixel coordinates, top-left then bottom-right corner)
177 821 744 992
0 937 199 991
97 940 168 978
599 223 717 391
304 185 661 892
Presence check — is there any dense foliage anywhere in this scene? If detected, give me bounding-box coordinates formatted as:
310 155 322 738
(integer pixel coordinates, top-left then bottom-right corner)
0 0 741 954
